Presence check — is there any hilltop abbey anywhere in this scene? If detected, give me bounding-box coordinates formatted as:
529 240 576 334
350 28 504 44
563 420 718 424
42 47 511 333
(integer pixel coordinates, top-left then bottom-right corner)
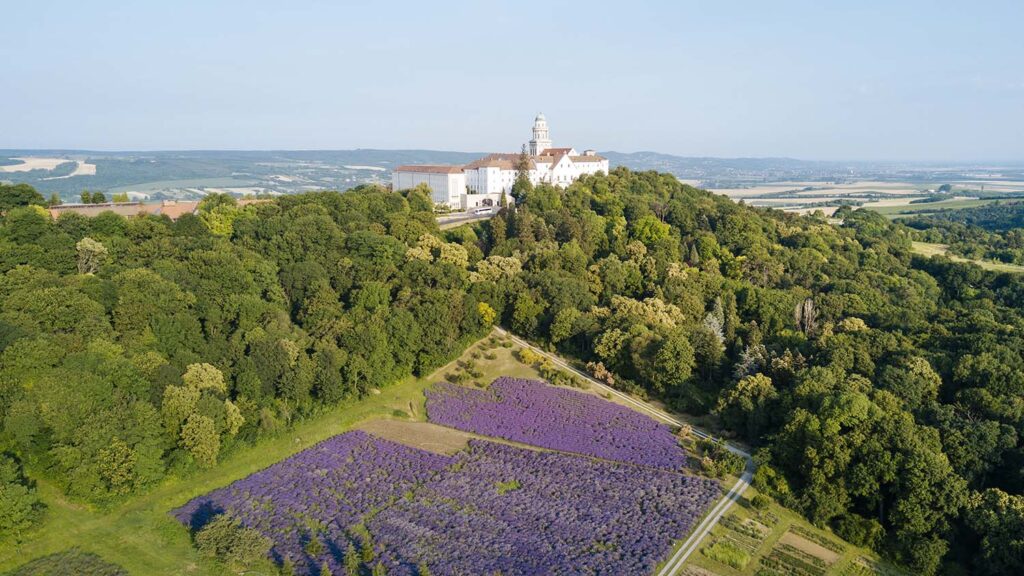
392 114 609 210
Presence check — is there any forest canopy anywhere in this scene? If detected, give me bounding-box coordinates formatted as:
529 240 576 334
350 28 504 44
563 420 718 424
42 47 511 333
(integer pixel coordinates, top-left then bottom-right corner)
2 174 1024 574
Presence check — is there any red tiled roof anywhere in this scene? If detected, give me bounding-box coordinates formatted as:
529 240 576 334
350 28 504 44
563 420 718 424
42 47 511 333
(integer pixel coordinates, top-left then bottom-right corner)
462 149 601 171
393 165 465 174
46 198 269 221
463 154 519 170
157 201 200 220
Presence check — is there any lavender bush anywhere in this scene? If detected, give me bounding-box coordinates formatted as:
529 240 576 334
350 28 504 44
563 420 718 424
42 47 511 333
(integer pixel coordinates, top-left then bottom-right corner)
426 377 688 470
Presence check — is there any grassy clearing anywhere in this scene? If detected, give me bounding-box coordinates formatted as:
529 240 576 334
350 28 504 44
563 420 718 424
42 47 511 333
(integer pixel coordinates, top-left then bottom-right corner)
2 548 129 575
683 486 905 576
867 198 999 217
0 329 539 576
702 540 751 569
911 241 1024 273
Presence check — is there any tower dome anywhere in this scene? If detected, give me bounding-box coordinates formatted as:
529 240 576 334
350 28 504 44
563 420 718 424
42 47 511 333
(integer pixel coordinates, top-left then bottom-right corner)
529 113 552 155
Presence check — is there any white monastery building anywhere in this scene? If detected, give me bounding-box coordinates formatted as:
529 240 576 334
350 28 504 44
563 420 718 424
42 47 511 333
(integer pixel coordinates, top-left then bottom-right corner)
392 114 609 210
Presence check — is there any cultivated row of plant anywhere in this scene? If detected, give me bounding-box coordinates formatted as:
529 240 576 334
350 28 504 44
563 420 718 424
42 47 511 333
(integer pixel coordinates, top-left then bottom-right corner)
174 431 451 575
174 430 720 575
370 439 718 574
425 377 687 470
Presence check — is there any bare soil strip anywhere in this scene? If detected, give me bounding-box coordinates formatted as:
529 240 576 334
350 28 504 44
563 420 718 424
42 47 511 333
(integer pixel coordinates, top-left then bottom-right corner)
778 530 840 564
355 419 473 455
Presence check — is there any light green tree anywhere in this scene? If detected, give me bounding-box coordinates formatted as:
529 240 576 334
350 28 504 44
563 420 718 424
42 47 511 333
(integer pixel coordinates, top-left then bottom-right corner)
181 414 220 468
183 363 227 395
75 237 108 274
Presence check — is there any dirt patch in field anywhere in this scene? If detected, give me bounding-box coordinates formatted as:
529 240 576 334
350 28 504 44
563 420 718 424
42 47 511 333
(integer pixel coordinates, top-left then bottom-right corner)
42 160 97 179
778 529 840 564
680 566 722 576
357 419 474 455
0 157 70 172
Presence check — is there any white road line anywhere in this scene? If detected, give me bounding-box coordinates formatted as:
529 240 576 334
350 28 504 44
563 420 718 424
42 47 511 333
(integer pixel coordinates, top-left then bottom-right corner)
657 469 753 576
494 327 755 576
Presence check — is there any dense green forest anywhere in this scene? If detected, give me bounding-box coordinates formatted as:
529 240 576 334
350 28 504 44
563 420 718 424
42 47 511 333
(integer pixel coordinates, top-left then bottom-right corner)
2 171 1024 575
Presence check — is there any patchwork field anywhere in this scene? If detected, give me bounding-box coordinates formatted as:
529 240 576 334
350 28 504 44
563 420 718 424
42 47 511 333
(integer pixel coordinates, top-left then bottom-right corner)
709 179 1024 216
911 241 1024 273
108 177 259 193
682 487 905 576
868 198 1001 217
0 157 71 172
41 160 97 179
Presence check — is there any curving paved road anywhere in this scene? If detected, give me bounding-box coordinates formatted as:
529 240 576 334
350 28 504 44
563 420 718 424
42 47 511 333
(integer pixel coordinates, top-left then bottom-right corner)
436 211 495 229
493 327 754 576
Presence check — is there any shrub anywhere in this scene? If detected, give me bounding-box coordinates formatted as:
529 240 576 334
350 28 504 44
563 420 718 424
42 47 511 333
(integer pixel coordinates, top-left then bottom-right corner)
5 549 127 576
751 493 772 510
0 454 44 543
832 513 882 549
702 539 750 569
698 438 745 478
195 514 272 567
586 361 615 386
495 479 522 494
517 348 543 366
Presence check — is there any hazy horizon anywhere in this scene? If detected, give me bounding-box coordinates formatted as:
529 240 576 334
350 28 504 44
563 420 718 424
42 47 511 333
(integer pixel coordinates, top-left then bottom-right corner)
2 147 1023 167
2 1 1022 162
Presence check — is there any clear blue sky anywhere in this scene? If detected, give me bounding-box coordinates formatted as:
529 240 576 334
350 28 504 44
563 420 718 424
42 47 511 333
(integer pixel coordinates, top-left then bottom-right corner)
1 1 1021 161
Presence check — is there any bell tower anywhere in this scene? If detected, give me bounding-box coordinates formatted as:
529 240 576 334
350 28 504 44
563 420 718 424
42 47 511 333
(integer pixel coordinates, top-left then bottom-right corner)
529 113 552 155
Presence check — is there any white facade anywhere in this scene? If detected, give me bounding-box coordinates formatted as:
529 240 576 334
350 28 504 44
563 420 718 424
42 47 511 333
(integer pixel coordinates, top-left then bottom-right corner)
392 114 608 209
462 192 504 211
391 166 466 209
464 114 609 195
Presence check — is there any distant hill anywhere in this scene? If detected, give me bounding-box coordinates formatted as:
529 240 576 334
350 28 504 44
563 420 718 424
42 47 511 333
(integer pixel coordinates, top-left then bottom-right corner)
0 149 485 200
600 151 853 184
4 148 1022 201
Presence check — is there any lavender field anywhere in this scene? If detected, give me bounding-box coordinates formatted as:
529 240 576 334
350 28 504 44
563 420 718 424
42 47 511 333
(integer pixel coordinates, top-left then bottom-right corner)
426 377 688 471
370 440 719 575
174 379 719 575
173 431 452 574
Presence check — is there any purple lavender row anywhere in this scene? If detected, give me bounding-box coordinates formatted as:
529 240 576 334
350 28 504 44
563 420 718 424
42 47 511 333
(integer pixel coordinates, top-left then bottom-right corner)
370 440 720 575
173 430 452 575
173 431 719 575
426 377 688 471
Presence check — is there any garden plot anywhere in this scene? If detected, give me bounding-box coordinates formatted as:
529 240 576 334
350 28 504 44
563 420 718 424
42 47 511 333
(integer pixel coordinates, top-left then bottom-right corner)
760 526 845 576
